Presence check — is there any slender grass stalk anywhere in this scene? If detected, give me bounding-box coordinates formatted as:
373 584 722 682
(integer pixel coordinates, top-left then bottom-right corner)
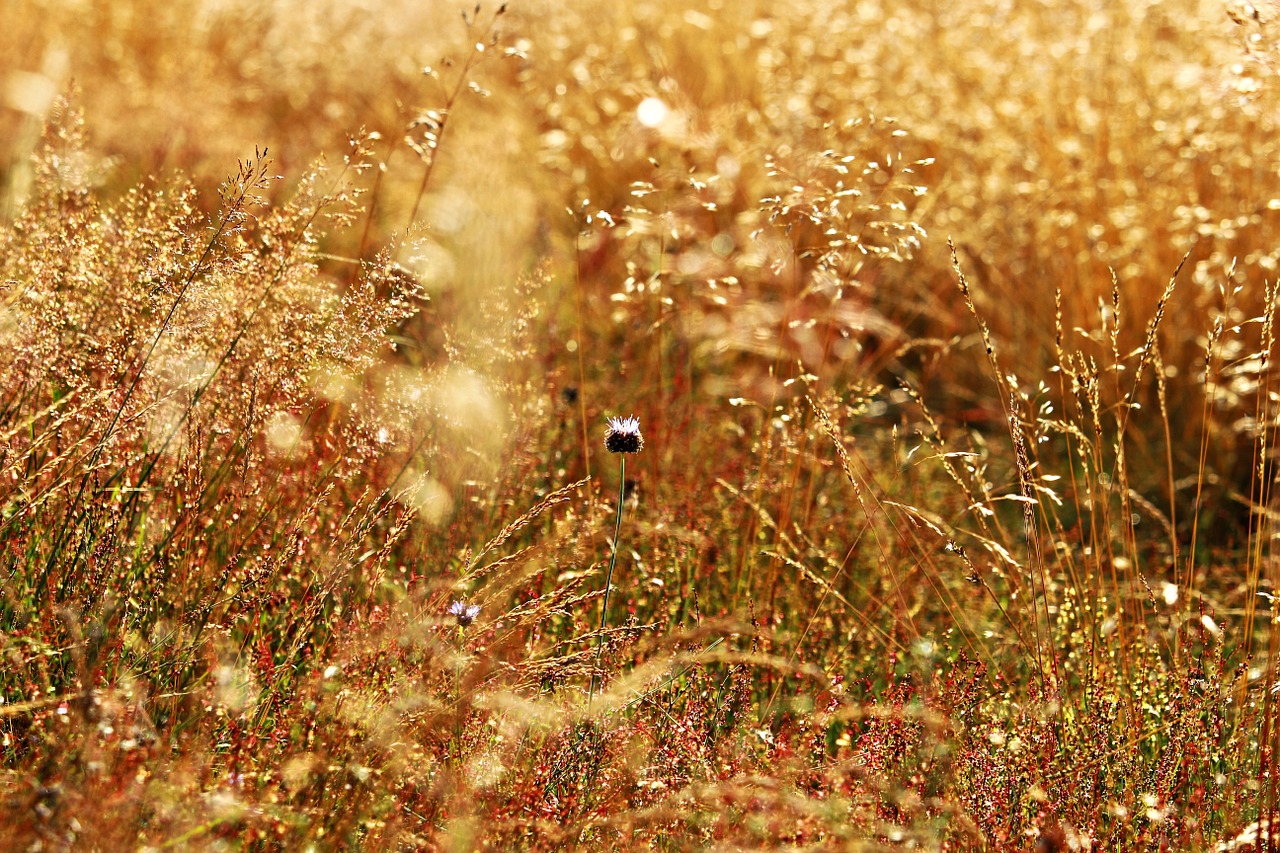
590 455 626 706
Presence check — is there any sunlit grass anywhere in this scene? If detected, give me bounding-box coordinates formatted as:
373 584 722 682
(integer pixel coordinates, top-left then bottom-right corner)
2 1 1280 849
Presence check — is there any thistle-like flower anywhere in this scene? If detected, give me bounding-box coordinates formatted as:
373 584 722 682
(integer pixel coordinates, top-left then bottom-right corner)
591 413 643 708
604 415 644 454
448 600 481 627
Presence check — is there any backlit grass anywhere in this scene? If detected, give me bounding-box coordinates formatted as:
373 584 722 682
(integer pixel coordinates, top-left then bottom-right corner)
3 1 1280 849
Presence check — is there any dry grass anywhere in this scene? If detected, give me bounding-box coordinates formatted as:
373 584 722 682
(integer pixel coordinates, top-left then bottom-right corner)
2 0 1280 850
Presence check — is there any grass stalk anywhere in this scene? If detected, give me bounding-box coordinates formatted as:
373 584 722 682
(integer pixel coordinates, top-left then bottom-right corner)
589 454 627 708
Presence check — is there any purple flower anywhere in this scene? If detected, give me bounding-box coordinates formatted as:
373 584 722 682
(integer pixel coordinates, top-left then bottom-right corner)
604 415 644 454
449 600 481 627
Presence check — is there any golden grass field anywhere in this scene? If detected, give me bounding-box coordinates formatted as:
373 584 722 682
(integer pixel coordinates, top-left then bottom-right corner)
3 0 1280 849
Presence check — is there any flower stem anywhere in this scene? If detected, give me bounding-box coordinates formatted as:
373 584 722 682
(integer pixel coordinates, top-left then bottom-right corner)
590 455 626 707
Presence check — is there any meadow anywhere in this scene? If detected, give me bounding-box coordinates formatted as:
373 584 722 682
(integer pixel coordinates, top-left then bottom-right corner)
2 0 1280 849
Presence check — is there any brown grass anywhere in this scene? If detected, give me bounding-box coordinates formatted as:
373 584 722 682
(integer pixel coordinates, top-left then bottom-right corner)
2 0 1280 850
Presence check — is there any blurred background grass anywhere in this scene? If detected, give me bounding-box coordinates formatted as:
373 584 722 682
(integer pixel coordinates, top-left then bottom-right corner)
9 0 1278 503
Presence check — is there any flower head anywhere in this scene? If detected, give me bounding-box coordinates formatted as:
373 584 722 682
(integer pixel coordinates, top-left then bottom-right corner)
448 600 481 627
604 415 644 454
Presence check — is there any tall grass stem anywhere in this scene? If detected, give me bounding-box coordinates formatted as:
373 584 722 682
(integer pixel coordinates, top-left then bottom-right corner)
589 455 626 707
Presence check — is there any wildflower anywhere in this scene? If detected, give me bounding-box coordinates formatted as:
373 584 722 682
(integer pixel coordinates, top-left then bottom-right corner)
604 415 644 454
591 412 642 708
449 600 481 627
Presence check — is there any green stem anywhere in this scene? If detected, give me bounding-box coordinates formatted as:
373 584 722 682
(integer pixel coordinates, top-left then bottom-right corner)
452 626 465 766
589 455 626 707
